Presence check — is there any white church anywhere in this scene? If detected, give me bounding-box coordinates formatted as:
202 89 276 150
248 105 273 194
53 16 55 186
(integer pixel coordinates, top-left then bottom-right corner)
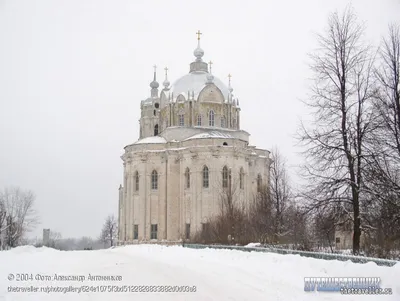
117 32 272 244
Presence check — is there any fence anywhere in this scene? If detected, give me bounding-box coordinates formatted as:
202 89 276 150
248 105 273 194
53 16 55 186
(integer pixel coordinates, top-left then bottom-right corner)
182 243 399 267
117 240 182 246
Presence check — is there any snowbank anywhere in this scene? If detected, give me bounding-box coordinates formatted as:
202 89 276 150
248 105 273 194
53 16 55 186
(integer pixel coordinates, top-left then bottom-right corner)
0 244 399 300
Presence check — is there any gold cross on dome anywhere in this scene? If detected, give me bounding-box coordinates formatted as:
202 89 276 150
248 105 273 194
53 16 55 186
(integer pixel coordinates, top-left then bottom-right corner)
164 67 168 76
208 61 213 73
153 65 157 73
196 30 202 40
228 73 232 85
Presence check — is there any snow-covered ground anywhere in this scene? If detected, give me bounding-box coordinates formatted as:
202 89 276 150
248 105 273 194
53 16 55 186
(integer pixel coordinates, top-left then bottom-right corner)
0 245 399 300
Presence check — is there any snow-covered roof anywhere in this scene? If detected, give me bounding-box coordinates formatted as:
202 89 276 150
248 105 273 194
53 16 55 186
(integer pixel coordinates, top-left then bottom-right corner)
170 71 230 101
133 136 167 145
184 131 235 141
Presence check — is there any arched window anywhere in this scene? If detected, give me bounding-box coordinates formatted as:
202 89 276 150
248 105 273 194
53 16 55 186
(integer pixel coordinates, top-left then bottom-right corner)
209 110 215 126
151 170 158 190
240 168 244 190
135 171 139 191
185 168 190 189
203 166 209 188
257 174 262 193
154 124 159 136
197 115 202 126
222 166 228 188
179 114 184 126
233 118 237 129
221 116 226 128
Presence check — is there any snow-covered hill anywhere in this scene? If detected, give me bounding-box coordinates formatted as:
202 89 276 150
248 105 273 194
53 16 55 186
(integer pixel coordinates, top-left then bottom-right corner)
0 245 399 300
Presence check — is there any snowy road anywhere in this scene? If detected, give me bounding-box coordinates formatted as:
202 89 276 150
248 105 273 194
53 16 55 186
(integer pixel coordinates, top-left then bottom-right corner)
0 245 399 300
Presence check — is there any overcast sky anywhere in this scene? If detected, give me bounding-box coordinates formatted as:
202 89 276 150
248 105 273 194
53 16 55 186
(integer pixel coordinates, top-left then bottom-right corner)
0 0 399 239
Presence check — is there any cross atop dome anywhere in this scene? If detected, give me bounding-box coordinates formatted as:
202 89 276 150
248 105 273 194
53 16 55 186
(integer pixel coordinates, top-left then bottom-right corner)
163 67 170 89
150 64 159 96
206 61 214 84
196 30 202 41
193 30 204 63
228 74 233 94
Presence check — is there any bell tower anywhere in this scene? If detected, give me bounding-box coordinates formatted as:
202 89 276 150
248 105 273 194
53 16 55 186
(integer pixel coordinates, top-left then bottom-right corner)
139 65 161 138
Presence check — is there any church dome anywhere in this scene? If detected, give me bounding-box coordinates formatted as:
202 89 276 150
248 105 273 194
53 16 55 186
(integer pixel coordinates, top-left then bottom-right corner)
170 71 230 100
194 46 204 61
150 79 159 89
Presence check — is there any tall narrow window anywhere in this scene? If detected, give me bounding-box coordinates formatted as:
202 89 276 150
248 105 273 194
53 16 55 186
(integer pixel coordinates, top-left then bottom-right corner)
185 224 190 240
197 115 202 126
179 114 184 126
185 168 190 189
222 166 228 188
239 168 244 190
201 223 209 239
257 174 262 193
151 170 158 190
150 224 158 239
233 118 237 129
221 116 226 128
154 124 159 136
209 110 215 126
203 166 209 188
135 171 139 191
133 224 138 239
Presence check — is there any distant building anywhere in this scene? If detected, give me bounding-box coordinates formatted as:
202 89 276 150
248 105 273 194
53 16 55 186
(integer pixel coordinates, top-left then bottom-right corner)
118 32 272 244
334 221 365 250
43 229 50 247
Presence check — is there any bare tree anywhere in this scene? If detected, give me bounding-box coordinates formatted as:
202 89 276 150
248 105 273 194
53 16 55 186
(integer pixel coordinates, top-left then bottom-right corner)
298 7 375 255
285 203 311 250
193 167 251 245
76 236 95 250
242 148 293 245
48 231 62 249
0 200 6 250
370 23 400 199
100 215 118 247
375 23 400 158
218 169 241 244
269 147 291 242
361 23 400 257
249 186 274 244
0 187 39 249
312 208 336 252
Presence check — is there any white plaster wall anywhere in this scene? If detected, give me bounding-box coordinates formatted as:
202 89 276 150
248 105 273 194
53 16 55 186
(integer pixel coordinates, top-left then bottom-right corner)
119 137 271 243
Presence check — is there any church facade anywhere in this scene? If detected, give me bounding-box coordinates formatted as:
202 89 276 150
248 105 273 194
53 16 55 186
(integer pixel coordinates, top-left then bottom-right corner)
117 33 272 244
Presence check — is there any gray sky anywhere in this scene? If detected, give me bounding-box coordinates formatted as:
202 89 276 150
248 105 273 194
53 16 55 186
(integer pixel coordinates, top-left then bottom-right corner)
0 0 399 239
